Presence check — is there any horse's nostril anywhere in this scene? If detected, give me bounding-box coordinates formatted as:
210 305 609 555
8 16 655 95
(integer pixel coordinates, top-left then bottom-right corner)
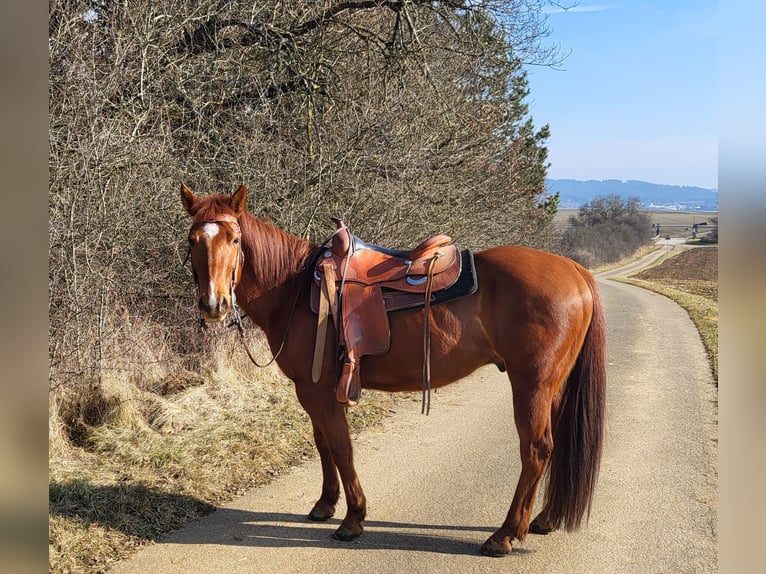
220 298 228 312
198 299 211 313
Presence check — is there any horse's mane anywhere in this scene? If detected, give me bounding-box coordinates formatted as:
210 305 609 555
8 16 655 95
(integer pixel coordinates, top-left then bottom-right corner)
239 213 315 291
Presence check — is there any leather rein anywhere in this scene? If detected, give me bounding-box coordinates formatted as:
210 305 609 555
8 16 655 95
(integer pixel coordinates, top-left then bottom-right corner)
188 216 343 369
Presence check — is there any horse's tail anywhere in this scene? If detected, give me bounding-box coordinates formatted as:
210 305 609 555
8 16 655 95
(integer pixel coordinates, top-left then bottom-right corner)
544 267 607 531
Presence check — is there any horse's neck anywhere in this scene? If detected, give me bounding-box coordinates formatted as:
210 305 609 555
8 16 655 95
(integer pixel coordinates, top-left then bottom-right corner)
236 213 313 332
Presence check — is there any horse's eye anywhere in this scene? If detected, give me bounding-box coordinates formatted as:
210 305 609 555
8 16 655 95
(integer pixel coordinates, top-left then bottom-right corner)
232 238 240 245
188 238 194 245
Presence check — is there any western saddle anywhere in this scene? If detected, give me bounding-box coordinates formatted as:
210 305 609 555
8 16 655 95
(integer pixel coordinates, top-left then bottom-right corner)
311 219 475 413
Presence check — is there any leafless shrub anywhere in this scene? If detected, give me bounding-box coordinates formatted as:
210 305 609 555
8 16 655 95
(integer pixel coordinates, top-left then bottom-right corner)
558 195 654 268
49 1 558 436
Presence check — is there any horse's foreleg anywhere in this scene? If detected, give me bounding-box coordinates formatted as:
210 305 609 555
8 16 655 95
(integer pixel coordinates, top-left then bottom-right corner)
308 423 340 522
298 385 367 541
482 387 554 557
323 410 367 541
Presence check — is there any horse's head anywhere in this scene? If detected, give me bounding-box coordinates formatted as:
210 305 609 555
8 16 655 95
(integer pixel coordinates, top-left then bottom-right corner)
181 182 247 323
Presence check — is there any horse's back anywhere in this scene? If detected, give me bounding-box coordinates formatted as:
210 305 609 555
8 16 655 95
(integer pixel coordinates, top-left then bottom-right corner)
474 245 594 307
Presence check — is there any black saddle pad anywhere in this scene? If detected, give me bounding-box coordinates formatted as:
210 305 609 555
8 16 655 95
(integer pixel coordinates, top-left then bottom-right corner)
382 249 478 312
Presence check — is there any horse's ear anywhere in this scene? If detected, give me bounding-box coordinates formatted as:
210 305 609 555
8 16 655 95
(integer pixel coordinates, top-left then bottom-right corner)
180 182 198 215
231 184 248 215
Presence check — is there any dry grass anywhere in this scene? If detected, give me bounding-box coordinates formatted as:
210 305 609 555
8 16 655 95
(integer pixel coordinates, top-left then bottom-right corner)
590 244 663 274
48 325 398 574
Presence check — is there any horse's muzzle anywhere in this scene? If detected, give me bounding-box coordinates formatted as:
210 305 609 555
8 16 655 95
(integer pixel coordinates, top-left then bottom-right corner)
198 295 230 322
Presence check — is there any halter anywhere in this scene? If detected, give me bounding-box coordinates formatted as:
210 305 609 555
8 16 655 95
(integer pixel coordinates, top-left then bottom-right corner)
188 216 271 363
190 215 243 311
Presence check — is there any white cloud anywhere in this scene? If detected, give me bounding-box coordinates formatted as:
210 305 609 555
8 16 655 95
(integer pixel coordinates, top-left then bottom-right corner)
544 3 615 14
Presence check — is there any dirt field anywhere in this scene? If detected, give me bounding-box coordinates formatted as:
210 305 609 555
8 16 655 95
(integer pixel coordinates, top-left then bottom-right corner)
633 247 718 301
623 244 719 384
555 209 718 240
555 209 717 227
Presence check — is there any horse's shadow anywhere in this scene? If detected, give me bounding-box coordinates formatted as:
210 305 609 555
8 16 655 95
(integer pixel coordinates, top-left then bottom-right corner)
49 479 215 541
49 480 534 556
168 508 506 556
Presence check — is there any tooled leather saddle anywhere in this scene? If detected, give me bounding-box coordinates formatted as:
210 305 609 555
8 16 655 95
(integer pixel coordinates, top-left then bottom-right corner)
310 219 477 412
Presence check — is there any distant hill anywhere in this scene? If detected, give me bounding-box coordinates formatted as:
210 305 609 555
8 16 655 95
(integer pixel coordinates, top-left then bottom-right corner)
545 179 718 211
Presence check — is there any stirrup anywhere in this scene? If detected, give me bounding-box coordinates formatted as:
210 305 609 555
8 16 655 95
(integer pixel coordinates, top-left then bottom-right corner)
336 360 361 406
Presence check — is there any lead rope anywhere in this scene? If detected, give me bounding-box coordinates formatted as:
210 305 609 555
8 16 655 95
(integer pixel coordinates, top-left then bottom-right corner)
232 297 285 368
228 246 283 368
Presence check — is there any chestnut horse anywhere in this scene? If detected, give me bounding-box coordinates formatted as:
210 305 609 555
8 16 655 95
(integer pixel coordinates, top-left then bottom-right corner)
180 183 606 557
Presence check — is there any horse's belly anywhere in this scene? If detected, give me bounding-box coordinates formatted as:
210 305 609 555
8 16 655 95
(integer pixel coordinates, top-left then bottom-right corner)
359 301 498 391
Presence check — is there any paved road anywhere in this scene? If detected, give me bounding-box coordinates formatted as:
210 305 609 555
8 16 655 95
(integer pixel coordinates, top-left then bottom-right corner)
112 259 718 573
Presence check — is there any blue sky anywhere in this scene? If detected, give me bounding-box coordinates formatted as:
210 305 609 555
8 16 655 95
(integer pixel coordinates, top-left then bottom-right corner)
524 1 717 189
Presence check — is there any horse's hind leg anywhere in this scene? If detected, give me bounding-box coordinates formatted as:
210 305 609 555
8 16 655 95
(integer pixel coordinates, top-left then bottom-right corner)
481 382 555 557
307 423 340 521
527 391 566 535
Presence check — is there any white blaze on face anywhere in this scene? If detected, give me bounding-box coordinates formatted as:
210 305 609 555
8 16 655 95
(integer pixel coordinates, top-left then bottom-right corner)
206 279 218 311
202 223 219 239
202 223 219 313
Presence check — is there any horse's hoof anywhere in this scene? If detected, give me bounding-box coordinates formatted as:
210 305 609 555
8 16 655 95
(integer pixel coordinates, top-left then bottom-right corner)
308 505 335 522
332 525 363 541
529 515 557 535
481 536 512 557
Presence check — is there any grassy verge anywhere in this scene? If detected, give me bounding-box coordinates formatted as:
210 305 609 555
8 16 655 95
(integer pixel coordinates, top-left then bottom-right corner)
590 244 663 274
49 328 399 573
